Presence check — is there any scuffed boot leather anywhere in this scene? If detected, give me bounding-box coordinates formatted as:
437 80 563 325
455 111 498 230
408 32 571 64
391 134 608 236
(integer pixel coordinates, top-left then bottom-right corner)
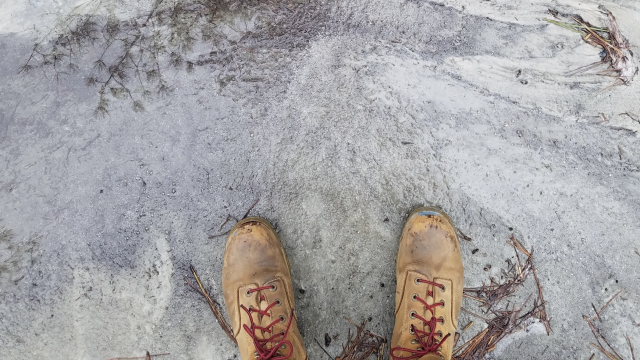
390 207 464 360
222 217 308 360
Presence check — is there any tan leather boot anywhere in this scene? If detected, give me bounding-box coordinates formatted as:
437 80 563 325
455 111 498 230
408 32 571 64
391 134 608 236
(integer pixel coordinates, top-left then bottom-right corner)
390 207 464 360
222 217 308 360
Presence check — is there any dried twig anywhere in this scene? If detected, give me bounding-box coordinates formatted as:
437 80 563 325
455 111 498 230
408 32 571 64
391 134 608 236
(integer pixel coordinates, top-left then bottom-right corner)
531 262 551 334
184 265 236 344
217 214 236 232
507 235 531 258
457 229 472 242
583 290 638 360
462 321 474 331
627 335 636 360
593 303 601 321
107 351 169 360
460 307 492 323
584 315 624 360
594 289 624 321
242 198 260 219
208 231 231 239
208 198 260 239
314 338 334 360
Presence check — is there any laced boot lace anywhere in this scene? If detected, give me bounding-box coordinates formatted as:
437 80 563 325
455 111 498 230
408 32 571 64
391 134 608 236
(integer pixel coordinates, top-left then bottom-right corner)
241 285 294 360
391 279 451 360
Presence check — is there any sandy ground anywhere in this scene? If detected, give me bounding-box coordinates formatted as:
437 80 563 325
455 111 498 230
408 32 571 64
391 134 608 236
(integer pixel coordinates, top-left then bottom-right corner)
1 0 640 359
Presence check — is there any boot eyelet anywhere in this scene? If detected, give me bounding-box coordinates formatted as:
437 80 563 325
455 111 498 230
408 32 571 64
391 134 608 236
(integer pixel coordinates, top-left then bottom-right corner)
440 285 446 292
436 330 443 337
280 331 285 336
411 294 419 302
246 290 252 297
416 347 423 351
409 326 415 335
411 339 418 344
414 277 422 285
438 316 445 323
254 351 259 358
279 315 286 323
440 300 445 308
270 284 277 291
410 311 417 319
281 344 287 349
275 299 282 306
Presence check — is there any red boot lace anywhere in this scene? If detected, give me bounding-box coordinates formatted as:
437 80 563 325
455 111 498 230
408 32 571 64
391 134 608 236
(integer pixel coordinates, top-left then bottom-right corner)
391 279 451 360
241 285 294 360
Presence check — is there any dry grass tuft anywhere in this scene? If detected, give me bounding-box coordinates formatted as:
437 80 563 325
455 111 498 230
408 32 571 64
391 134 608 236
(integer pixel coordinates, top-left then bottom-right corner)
545 6 638 88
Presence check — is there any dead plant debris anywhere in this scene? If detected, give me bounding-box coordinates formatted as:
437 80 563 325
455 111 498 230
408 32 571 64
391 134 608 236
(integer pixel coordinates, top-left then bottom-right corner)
208 198 260 238
584 290 636 360
22 0 257 115
333 318 386 360
545 6 638 88
457 229 473 242
453 235 550 360
20 0 324 115
314 319 386 360
107 351 169 360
